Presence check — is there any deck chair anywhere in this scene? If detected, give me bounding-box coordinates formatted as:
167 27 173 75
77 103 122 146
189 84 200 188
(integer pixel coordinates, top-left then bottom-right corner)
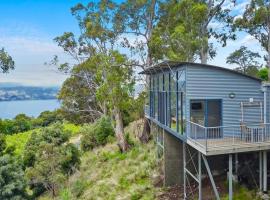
240 122 251 142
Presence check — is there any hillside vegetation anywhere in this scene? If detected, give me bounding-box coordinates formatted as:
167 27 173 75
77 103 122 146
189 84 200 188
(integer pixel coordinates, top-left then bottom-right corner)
37 120 163 200
5 122 81 156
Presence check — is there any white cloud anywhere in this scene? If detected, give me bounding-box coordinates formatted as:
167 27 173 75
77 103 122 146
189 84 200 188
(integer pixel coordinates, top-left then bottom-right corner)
0 22 72 86
0 36 63 55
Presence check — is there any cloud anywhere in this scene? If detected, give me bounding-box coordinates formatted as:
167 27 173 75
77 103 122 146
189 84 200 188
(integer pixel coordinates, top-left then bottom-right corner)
0 22 72 86
0 36 63 55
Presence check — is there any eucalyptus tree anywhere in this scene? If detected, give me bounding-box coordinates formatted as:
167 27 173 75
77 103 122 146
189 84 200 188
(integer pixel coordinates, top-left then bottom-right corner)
54 0 134 152
150 0 208 62
153 0 235 64
197 0 236 64
234 0 270 80
226 46 262 76
115 0 160 143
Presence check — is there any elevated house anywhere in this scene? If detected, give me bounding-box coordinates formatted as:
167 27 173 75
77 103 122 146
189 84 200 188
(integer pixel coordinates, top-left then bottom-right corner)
141 61 270 200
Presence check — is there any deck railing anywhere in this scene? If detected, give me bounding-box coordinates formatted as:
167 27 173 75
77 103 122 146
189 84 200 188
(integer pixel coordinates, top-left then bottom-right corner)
187 120 270 152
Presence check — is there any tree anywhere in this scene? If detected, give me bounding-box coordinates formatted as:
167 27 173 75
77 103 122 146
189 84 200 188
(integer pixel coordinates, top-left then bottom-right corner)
0 48 15 73
24 123 80 197
0 135 27 200
115 0 160 143
226 46 262 76
234 0 270 80
54 0 134 152
25 143 66 197
57 64 102 124
197 0 236 64
150 0 208 62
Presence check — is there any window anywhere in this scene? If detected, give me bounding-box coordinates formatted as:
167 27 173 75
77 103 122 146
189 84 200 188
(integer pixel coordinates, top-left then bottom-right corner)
170 71 177 130
177 69 186 134
154 75 158 119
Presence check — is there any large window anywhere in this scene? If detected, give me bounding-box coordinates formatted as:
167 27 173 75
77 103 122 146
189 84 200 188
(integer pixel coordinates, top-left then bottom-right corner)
170 71 177 130
148 68 186 134
177 69 186 134
164 73 169 125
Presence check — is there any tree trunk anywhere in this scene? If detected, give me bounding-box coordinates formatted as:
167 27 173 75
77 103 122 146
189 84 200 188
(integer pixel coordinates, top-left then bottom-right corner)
139 0 156 144
200 48 208 64
139 118 151 143
114 106 129 152
200 26 208 64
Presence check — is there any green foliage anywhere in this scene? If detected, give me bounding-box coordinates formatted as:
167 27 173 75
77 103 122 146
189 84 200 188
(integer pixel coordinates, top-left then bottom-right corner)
23 123 70 167
0 48 15 73
150 0 208 62
32 110 63 127
0 110 63 135
234 0 270 79
258 67 269 81
0 136 27 200
0 154 27 200
0 134 6 155
122 92 146 127
23 123 80 197
80 116 115 151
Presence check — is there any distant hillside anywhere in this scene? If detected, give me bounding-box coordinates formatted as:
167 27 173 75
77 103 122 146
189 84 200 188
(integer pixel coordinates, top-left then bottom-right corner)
0 84 59 101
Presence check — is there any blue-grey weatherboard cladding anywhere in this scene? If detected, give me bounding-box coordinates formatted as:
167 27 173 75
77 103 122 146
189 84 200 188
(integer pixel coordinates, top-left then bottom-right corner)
185 64 263 127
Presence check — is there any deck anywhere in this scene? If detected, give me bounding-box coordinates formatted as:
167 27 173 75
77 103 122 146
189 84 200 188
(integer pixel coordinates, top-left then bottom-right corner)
187 121 270 155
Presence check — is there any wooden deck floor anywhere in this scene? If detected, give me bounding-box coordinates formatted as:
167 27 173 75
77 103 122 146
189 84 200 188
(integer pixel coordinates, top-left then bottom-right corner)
187 137 270 156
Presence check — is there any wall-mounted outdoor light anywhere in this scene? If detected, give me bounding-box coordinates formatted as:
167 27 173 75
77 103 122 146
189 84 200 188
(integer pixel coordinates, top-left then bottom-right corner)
229 92 236 99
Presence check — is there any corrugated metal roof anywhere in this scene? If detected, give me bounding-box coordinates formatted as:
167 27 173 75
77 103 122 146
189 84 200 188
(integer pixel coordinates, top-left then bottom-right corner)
139 61 262 82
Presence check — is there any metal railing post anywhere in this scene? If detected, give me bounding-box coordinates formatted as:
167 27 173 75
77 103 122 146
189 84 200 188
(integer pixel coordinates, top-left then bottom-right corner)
205 127 207 151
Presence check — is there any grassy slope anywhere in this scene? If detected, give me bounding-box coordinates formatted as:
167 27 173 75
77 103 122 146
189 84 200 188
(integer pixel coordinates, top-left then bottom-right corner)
39 120 163 200
59 141 161 200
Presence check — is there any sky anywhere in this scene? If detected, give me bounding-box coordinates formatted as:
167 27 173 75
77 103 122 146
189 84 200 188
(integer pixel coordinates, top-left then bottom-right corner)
0 0 266 86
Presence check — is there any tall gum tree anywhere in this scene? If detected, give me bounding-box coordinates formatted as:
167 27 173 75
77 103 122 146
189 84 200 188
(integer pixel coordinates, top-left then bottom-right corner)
150 0 208 62
198 0 236 64
54 0 133 152
234 0 270 80
115 0 159 143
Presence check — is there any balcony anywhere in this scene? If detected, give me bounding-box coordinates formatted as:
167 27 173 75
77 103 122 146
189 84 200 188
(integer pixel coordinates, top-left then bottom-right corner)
187 121 270 155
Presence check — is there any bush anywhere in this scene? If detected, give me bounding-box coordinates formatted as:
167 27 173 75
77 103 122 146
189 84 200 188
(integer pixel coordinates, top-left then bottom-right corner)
24 123 80 197
80 116 114 151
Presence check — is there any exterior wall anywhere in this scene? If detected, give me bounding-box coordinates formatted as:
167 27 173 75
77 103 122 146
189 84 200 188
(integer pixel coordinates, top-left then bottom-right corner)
266 86 270 123
186 64 264 130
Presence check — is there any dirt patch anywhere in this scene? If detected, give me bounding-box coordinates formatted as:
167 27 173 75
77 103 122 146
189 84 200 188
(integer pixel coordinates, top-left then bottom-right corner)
157 185 184 200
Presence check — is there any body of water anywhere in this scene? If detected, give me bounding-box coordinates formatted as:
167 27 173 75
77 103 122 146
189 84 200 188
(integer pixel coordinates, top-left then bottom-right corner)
0 99 60 119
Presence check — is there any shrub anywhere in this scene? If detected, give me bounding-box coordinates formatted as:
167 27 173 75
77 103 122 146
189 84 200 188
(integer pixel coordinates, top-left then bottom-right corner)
24 123 80 197
80 125 97 151
80 116 114 151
